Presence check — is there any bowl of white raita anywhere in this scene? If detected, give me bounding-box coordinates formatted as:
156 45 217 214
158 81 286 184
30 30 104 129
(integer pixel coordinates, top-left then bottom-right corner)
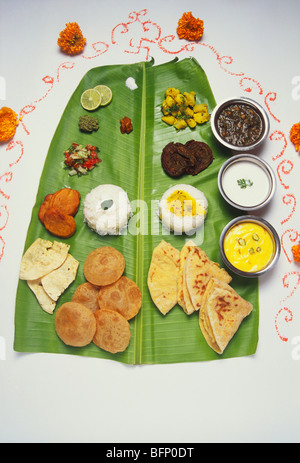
218 154 276 211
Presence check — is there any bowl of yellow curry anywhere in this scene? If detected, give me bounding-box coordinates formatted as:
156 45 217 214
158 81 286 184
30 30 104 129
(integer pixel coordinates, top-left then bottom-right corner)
219 216 280 277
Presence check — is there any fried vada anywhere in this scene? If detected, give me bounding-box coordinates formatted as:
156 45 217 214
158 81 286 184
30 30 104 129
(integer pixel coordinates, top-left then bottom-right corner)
43 207 77 239
49 188 80 216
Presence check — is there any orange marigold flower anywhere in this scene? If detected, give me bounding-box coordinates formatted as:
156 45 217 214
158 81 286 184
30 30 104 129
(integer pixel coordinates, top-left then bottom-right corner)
177 12 204 42
0 107 19 143
57 22 86 55
292 240 300 263
290 122 300 152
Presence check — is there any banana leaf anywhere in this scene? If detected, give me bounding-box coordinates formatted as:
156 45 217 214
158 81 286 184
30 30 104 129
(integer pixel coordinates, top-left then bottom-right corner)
14 58 259 364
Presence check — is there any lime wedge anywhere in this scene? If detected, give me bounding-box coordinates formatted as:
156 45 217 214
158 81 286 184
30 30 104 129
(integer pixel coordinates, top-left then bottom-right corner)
80 89 102 111
93 85 113 106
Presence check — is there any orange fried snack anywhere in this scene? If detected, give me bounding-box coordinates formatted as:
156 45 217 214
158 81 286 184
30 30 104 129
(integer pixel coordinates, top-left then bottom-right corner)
38 194 53 224
43 207 76 238
49 188 81 216
38 188 80 238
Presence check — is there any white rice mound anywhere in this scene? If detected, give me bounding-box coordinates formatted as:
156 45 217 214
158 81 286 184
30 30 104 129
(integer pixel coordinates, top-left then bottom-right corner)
159 184 208 235
83 184 132 236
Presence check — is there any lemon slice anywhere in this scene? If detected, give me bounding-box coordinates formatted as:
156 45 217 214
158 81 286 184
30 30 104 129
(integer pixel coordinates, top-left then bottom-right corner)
93 85 113 106
80 89 102 111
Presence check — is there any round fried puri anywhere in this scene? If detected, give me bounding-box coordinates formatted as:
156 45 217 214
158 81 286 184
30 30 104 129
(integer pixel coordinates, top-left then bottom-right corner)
84 247 125 286
93 309 131 354
98 276 142 320
55 302 96 347
72 282 100 313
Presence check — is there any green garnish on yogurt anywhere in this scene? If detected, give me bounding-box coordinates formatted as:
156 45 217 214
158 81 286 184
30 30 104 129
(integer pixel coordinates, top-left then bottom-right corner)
237 178 254 189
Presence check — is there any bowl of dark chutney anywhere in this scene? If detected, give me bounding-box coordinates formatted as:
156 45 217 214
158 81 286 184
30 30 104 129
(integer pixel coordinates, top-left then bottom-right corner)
211 97 270 152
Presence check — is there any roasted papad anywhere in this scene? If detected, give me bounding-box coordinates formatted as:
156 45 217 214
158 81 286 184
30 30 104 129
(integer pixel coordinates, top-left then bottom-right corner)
199 278 253 354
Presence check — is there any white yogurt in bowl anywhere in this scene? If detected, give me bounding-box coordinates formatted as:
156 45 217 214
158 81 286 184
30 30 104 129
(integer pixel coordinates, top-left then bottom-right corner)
218 154 276 211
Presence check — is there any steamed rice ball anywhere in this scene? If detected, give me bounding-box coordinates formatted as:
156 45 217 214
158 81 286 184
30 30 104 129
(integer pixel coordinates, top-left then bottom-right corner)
159 184 208 234
83 184 132 236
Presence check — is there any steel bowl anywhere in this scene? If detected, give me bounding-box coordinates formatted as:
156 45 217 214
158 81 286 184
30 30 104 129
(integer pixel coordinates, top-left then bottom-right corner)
219 215 281 278
218 154 276 211
211 97 270 152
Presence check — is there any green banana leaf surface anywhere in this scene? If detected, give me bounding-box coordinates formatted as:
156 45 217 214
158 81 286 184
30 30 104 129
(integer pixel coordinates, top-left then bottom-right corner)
14 58 259 364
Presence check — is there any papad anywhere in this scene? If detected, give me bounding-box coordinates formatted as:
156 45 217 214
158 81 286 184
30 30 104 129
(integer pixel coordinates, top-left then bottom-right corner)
19 238 70 281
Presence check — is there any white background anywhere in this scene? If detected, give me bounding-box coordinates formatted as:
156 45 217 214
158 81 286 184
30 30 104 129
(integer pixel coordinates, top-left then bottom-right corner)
0 0 300 443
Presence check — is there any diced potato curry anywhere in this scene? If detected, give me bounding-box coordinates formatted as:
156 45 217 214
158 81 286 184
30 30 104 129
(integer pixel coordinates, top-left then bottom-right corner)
161 87 210 131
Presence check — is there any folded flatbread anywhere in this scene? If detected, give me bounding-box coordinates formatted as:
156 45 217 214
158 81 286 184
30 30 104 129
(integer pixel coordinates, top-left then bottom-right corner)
148 240 180 315
178 240 196 315
185 246 232 312
199 278 253 354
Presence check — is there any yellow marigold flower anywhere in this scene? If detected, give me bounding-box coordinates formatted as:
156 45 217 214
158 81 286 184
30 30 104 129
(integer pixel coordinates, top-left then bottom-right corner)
0 107 19 143
177 12 204 42
290 122 300 152
57 22 86 55
292 240 300 263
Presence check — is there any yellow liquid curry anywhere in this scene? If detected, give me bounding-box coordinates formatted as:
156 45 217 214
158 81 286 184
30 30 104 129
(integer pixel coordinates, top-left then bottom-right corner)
224 222 274 273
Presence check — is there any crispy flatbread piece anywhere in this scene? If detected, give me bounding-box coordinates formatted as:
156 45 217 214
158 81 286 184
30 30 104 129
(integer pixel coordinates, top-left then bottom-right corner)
41 254 79 302
148 240 180 315
19 238 70 281
27 279 56 315
185 246 232 312
199 278 253 354
178 240 196 315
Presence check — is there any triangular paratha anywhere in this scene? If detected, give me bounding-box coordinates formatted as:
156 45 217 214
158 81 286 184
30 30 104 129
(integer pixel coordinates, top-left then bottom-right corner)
148 241 180 315
185 246 232 312
178 240 196 315
199 278 253 354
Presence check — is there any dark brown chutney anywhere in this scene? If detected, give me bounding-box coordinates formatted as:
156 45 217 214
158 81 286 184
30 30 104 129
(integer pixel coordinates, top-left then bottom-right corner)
217 103 263 147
